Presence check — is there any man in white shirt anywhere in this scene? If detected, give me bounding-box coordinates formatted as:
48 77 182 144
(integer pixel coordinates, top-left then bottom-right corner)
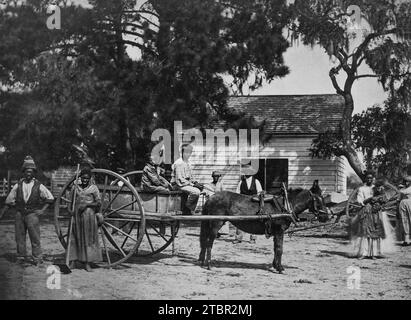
399 176 411 246
0 156 54 265
233 164 263 244
171 144 201 215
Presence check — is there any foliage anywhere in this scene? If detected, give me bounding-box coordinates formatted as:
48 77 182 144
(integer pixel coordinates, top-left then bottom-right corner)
291 0 411 180
352 100 411 181
0 0 291 171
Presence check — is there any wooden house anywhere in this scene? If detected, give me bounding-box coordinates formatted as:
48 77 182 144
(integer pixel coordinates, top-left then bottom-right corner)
187 94 347 199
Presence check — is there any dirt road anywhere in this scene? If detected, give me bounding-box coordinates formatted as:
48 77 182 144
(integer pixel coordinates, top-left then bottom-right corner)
0 216 410 300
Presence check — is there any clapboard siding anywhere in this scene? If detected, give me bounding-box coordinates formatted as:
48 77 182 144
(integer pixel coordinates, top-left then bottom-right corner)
191 136 347 199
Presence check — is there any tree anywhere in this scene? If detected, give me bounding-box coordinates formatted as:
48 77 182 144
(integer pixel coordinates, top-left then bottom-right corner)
291 0 411 180
352 99 411 181
0 0 292 170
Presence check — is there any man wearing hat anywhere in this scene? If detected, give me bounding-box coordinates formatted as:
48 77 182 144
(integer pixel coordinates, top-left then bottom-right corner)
203 171 225 195
0 156 54 265
233 162 263 244
203 171 229 236
398 175 411 246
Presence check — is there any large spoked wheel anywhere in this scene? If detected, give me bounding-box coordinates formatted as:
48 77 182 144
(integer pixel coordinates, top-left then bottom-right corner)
54 169 146 268
136 220 180 257
120 170 180 257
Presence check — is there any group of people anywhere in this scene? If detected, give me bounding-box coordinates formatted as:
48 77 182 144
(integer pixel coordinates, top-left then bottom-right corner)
141 143 271 242
0 157 104 271
1 153 411 270
349 171 411 259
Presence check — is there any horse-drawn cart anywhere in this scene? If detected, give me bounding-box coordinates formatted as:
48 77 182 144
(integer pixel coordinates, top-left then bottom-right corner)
54 168 293 269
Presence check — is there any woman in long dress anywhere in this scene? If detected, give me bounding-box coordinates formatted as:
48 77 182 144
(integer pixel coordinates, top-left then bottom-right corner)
350 182 387 259
68 167 102 271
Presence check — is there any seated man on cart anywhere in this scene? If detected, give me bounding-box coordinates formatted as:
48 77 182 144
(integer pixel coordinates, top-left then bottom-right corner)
141 146 172 193
171 143 203 215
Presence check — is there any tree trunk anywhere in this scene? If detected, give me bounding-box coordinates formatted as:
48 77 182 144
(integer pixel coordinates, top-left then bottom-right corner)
339 92 366 181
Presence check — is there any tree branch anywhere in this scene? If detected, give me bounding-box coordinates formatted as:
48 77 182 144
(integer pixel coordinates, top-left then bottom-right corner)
354 74 380 80
329 66 344 95
352 28 398 67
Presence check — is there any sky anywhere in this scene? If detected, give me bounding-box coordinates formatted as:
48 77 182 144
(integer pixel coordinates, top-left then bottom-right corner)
248 43 388 114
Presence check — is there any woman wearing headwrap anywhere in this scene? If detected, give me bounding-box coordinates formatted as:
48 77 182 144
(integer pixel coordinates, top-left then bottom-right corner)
68 167 102 271
349 171 387 259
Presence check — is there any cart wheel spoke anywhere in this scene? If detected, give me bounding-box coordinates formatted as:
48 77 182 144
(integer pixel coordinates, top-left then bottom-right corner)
103 184 125 213
102 225 127 257
145 229 155 253
101 175 109 209
137 221 179 257
148 221 170 242
120 222 136 249
104 221 137 243
104 199 138 217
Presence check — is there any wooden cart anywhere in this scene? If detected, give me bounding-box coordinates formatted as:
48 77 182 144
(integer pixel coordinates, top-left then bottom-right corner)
54 168 292 268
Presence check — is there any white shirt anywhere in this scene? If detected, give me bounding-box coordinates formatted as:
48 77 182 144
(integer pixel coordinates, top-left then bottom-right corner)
236 176 262 194
5 179 54 205
356 184 374 205
171 158 193 187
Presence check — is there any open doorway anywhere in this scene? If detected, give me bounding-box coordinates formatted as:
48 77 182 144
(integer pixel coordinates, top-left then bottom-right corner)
241 158 288 194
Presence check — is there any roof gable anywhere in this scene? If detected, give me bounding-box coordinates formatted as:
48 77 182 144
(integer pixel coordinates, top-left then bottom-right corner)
226 94 345 135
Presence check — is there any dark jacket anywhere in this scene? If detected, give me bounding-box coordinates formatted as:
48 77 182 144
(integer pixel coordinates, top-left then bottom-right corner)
15 179 43 213
240 177 257 195
141 162 171 192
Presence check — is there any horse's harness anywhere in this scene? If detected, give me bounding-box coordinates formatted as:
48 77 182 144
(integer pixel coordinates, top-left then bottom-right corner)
252 188 297 238
252 189 327 237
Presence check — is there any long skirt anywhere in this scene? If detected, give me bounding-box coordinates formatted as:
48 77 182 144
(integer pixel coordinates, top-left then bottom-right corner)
349 204 385 257
399 199 411 242
69 208 102 263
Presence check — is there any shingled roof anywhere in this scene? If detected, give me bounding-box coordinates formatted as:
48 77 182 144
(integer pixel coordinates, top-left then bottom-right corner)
226 94 345 135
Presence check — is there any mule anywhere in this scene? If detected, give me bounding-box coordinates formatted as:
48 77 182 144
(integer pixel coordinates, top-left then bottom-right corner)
198 189 326 273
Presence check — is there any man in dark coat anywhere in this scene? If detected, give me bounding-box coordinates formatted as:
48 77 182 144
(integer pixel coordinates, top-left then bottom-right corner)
141 148 172 193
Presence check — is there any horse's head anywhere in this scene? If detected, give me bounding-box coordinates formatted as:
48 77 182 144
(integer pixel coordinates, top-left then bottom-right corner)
288 188 330 221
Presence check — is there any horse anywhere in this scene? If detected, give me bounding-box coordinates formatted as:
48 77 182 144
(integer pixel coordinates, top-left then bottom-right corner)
198 188 327 273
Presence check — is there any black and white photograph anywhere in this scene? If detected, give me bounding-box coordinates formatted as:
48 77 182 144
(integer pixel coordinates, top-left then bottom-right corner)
0 0 410 303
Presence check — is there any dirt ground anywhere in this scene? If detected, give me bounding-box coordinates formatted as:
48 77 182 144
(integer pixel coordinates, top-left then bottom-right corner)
0 213 410 300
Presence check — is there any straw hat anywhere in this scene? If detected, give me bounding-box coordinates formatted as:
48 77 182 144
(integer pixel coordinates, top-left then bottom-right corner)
21 155 37 172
